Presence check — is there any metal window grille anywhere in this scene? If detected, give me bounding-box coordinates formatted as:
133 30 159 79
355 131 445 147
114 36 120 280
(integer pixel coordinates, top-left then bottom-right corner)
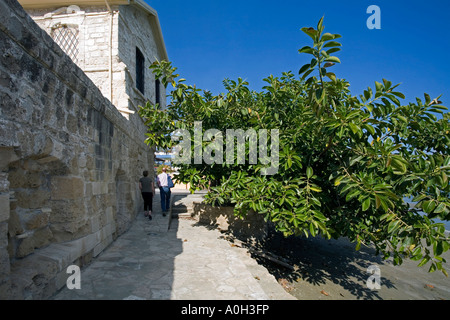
51 23 79 63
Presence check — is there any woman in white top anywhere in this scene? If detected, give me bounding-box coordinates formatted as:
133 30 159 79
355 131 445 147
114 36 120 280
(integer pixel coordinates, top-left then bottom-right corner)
157 167 171 216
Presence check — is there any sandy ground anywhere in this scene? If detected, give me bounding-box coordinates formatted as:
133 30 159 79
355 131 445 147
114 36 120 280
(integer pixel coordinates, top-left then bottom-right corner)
250 234 450 300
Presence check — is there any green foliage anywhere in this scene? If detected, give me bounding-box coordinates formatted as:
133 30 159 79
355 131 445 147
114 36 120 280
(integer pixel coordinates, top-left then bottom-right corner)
139 18 450 276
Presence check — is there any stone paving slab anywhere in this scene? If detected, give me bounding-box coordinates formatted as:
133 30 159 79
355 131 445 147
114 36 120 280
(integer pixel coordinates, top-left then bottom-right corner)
51 190 295 300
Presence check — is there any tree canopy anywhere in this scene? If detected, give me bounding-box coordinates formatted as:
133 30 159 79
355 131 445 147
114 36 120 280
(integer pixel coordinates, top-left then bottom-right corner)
139 18 450 276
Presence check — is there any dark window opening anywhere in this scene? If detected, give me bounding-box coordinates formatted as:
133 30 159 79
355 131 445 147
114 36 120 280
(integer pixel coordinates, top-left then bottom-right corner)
155 79 160 105
136 47 145 94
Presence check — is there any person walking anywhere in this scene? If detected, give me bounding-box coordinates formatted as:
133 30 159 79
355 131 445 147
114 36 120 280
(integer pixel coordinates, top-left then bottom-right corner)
139 170 155 220
157 167 171 216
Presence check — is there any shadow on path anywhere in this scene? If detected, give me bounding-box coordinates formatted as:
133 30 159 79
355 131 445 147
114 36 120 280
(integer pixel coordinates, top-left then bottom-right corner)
251 228 450 300
51 190 183 300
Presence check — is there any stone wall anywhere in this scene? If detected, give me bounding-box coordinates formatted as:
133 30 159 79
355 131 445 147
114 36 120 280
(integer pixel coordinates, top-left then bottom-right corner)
0 0 154 299
193 203 268 245
117 4 165 114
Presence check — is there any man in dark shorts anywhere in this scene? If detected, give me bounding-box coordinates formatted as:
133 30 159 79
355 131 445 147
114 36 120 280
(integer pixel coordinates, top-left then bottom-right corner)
139 170 155 220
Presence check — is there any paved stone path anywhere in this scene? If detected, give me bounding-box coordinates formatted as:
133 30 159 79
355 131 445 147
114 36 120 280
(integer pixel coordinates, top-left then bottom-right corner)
51 190 295 300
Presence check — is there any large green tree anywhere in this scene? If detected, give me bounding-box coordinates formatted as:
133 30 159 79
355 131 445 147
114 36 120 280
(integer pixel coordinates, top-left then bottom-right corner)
139 18 450 275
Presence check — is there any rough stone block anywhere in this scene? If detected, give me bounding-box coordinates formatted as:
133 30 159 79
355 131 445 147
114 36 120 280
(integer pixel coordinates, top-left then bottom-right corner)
15 188 49 209
92 181 108 195
25 208 51 230
0 193 10 223
0 173 10 193
51 176 84 200
48 198 85 223
16 226 53 258
0 147 19 172
0 222 8 249
54 267 70 291
50 218 90 242
105 206 114 224
10 251 60 299
7 209 23 237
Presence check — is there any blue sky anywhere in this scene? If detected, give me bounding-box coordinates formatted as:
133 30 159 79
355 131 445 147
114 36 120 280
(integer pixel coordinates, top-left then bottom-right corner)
147 0 450 107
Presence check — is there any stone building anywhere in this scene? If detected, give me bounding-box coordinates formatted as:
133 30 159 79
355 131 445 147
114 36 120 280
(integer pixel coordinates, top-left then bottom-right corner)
0 0 167 299
20 0 168 117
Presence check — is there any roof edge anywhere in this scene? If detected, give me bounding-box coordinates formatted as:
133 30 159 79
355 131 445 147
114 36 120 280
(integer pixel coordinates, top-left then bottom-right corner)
129 0 168 62
18 0 130 9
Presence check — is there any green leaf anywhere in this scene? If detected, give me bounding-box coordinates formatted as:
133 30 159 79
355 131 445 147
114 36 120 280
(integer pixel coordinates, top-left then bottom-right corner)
417 256 430 267
326 72 336 82
424 93 431 105
382 78 392 90
315 88 325 102
346 189 360 201
323 41 342 48
387 220 401 233
428 263 437 273
412 194 427 202
375 195 382 209
334 176 344 186
306 167 313 179
326 48 341 55
321 33 334 41
380 213 393 221
301 69 314 81
363 124 375 135
311 197 321 207
441 172 448 189
435 241 444 256
422 200 436 214
355 239 361 251
349 123 359 135
309 222 316 237
301 27 318 40
434 203 446 214
390 96 401 106
362 198 370 211
391 92 405 99
442 241 450 254
390 155 408 175
317 16 324 31
298 46 314 54
324 56 341 64
298 63 311 75
375 81 383 93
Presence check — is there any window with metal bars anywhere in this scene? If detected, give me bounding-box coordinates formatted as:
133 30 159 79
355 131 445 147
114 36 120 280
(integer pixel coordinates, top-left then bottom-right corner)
51 23 79 63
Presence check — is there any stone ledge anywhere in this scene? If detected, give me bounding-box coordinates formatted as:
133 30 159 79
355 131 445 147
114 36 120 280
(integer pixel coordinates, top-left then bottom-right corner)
9 221 116 298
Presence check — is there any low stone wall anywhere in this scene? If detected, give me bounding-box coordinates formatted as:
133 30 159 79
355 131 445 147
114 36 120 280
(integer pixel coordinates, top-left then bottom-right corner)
0 0 153 299
192 203 268 244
